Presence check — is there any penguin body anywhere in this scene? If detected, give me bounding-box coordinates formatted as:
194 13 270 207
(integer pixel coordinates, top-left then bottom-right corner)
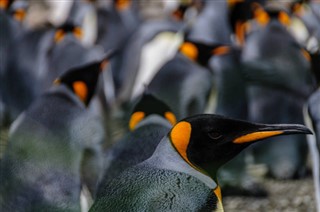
97 93 176 197
0 1 28 126
117 19 183 102
4 22 103 123
148 53 212 120
0 58 110 211
242 8 316 178
306 88 320 211
91 114 311 211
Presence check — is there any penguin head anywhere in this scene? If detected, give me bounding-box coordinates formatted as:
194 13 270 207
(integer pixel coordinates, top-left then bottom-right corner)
129 93 177 131
290 0 308 17
9 0 28 22
113 0 132 11
179 39 231 67
54 22 83 44
228 0 263 45
169 114 312 177
0 0 13 11
252 5 291 28
53 52 113 106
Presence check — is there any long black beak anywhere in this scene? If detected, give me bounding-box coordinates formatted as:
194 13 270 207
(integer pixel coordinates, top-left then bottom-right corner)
233 123 312 144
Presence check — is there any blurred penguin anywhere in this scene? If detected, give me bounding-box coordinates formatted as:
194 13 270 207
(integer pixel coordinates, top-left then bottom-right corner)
3 20 104 124
242 5 316 179
304 47 320 212
116 0 197 104
0 0 30 126
97 93 177 198
0 55 112 211
95 0 141 96
148 39 232 120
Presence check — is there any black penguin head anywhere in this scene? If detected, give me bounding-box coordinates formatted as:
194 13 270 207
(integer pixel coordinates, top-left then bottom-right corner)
179 39 231 67
252 5 291 28
129 93 177 131
53 52 113 106
54 22 83 44
228 0 264 45
169 114 312 178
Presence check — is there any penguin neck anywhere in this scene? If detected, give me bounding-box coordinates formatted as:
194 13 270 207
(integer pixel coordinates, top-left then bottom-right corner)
49 85 86 109
148 137 218 189
135 115 172 130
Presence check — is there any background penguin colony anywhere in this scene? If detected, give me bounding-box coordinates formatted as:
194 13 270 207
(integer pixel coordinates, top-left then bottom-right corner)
0 0 320 211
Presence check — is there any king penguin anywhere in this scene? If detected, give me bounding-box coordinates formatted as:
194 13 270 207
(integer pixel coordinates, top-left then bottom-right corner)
241 5 317 179
90 114 311 211
96 93 177 198
0 54 112 211
148 39 230 121
0 0 28 126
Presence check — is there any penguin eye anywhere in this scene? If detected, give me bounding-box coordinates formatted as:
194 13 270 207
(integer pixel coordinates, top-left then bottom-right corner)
208 131 222 140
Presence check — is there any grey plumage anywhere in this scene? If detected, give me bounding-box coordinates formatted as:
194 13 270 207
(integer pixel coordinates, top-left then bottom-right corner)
242 16 316 179
148 54 212 120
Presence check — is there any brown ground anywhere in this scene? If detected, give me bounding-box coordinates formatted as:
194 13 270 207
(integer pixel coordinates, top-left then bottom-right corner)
224 177 315 212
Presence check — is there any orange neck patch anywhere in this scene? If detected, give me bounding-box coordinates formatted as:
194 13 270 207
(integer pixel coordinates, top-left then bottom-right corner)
212 46 231 56
100 60 109 71
254 8 270 26
278 11 291 26
14 9 26 22
213 186 224 211
180 42 198 61
129 111 145 131
73 81 88 103
0 0 8 10
115 0 131 11
227 0 244 7
54 29 65 43
233 131 283 144
172 9 183 21
301 49 311 62
164 112 177 126
73 27 83 40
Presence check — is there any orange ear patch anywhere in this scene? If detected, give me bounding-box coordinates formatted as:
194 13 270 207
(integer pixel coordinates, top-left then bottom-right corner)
54 29 65 43
301 49 311 62
212 46 231 56
278 11 291 26
100 60 109 71
115 0 131 11
254 8 270 26
170 121 195 167
180 42 198 61
0 0 9 10
73 81 88 102
129 111 145 131
164 112 177 126
227 0 244 7
14 9 26 22
73 27 83 40
233 131 283 144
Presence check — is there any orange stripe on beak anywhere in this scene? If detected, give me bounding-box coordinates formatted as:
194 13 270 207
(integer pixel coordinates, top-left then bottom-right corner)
233 131 283 144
